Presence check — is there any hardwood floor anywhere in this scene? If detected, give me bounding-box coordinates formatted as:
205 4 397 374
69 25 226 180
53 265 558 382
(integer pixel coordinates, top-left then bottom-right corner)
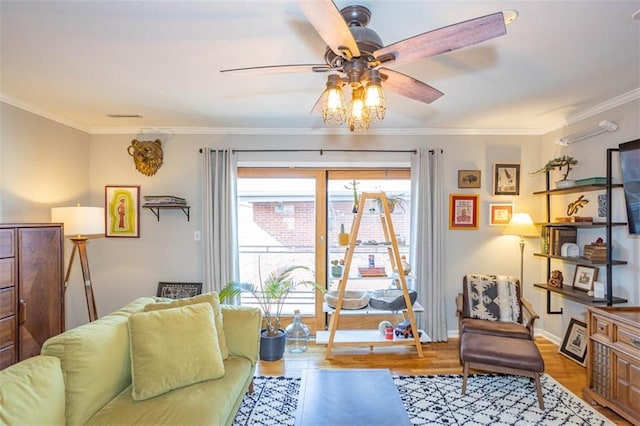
256 337 630 425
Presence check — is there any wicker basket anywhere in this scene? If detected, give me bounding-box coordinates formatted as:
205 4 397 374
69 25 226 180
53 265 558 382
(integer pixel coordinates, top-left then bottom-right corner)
325 290 370 309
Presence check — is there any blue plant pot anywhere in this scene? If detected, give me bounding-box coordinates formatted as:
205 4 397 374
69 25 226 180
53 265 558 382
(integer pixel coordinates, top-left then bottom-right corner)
259 328 286 361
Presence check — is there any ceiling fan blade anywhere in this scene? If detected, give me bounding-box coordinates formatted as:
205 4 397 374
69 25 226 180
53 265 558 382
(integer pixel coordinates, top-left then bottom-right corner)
374 12 506 67
221 64 332 76
296 0 360 59
379 68 443 104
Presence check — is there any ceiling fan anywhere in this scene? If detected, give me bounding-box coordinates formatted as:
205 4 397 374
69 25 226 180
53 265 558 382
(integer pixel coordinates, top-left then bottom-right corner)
221 0 517 132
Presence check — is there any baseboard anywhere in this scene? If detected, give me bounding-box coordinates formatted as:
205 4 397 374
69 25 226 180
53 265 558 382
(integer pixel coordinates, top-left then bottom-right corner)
448 328 562 345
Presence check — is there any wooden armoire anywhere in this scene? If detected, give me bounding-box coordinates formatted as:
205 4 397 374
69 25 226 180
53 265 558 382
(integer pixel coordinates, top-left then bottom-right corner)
0 223 64 369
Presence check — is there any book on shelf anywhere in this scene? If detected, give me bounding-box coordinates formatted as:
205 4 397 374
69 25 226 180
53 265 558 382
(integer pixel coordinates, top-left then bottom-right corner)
143 195 187 205
583 242 608 261
550 227 577 256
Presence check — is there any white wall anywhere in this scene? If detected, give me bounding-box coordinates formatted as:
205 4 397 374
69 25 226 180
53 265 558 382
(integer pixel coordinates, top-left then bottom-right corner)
2 99 638 334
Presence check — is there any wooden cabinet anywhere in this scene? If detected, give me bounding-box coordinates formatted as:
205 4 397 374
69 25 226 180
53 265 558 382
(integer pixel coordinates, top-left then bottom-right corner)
583 306 640 425
0 224 64 369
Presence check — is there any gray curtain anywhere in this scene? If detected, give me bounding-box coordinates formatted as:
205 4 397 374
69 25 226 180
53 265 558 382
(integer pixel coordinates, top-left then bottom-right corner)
201 148 238 293
410 148 446 341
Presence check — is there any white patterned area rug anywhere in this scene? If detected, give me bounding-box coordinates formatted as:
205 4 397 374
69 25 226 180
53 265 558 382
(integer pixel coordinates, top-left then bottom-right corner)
232 374 613 426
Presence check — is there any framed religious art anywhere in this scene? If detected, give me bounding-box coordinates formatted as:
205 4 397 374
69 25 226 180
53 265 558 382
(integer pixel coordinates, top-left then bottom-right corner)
105 185 140 238
449 194 479 230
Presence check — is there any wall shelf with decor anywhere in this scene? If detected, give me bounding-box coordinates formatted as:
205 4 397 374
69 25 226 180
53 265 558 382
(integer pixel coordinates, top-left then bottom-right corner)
533 283 627 305
533 149 627 314
321 192 423 359
143 205 191 222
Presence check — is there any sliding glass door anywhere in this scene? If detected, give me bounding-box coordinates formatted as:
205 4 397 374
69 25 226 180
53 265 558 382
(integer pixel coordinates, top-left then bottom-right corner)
236 168 410 332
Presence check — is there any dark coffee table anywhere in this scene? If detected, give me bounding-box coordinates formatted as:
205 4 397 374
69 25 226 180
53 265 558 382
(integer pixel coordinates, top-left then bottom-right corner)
294 369 411 426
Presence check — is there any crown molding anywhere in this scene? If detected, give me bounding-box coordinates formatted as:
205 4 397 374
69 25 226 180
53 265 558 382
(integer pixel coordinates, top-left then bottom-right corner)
540 87 640 134
0 93 90 133
3 87 639 137
86 126 542 136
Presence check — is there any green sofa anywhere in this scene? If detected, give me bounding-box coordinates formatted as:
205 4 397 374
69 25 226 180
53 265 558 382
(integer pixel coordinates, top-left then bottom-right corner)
0 295 261 426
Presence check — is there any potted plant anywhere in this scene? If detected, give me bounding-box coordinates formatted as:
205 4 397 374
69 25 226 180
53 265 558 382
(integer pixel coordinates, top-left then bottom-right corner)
219 263 322 361
531 155 579 188
344 179 360 213
378 192 406 214
330 259 344 277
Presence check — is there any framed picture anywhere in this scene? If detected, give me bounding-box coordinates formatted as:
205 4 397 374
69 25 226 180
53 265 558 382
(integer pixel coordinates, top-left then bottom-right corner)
489 203 513 226
105 185 140 238
157 282 203 299
559 318 588 365
458 170 481 188
493 163 520 196
572 265 599 292
449 194 479 230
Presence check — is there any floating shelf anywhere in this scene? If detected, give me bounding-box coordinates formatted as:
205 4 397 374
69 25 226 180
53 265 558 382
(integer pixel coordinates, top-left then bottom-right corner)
143 204 191 221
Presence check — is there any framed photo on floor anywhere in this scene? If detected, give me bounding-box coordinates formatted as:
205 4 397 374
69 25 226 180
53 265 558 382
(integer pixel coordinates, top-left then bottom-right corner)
493 163 520 196
559 318 588 365
105 185 140 238
489 203 513 226
449 194 479 230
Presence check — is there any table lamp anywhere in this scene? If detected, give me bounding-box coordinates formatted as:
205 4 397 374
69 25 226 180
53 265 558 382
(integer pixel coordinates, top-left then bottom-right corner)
51 205 105 321
503 212 539 286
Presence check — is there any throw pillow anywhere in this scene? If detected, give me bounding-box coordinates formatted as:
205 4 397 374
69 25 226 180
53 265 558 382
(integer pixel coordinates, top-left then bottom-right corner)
129 302 225 401
465 274 521 323
145 291 229 359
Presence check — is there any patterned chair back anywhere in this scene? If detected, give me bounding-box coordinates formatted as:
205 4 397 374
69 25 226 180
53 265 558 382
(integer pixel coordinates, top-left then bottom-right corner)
462 274 523 324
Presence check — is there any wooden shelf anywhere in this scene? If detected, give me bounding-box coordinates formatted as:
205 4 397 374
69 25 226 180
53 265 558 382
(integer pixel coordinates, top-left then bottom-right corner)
533 183 623 196
316 329 431 345
143 205 190 221
323 302 424 315
533 253 627 266
533 283 627 305
537 222 627 228
325 192 423 358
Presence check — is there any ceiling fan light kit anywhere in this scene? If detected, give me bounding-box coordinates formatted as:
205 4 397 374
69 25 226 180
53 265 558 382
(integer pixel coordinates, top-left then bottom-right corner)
222 1 516 132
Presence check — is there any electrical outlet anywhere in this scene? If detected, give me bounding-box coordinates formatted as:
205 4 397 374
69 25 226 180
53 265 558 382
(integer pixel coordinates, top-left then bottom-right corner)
194 231 201 241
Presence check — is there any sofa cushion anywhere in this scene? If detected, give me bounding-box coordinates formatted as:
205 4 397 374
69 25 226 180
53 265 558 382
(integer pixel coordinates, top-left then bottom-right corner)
86 355 253 426
464 274 521 323
42 312 140 426
129 302 225 401
145 291 229 359
0 355 65 425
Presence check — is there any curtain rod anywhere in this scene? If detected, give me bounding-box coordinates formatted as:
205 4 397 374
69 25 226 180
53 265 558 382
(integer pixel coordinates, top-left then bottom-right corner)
233 149 417 154
199 148 443 154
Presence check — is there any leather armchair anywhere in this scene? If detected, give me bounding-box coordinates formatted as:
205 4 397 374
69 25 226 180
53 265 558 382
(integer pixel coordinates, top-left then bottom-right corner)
456 274 538 341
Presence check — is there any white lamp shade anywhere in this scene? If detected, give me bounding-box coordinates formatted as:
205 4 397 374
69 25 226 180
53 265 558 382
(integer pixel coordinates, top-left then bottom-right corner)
51 206 105 237
503 212 538 237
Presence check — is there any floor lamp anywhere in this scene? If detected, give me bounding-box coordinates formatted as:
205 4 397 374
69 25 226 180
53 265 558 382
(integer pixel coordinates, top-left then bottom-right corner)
51 205 105 322
503 212 539 286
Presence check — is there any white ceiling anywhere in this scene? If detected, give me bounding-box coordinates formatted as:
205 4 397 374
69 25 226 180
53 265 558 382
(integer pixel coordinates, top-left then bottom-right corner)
1 1 639 135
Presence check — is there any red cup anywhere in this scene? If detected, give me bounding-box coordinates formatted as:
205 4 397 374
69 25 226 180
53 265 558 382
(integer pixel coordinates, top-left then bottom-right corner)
384 326 394 340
